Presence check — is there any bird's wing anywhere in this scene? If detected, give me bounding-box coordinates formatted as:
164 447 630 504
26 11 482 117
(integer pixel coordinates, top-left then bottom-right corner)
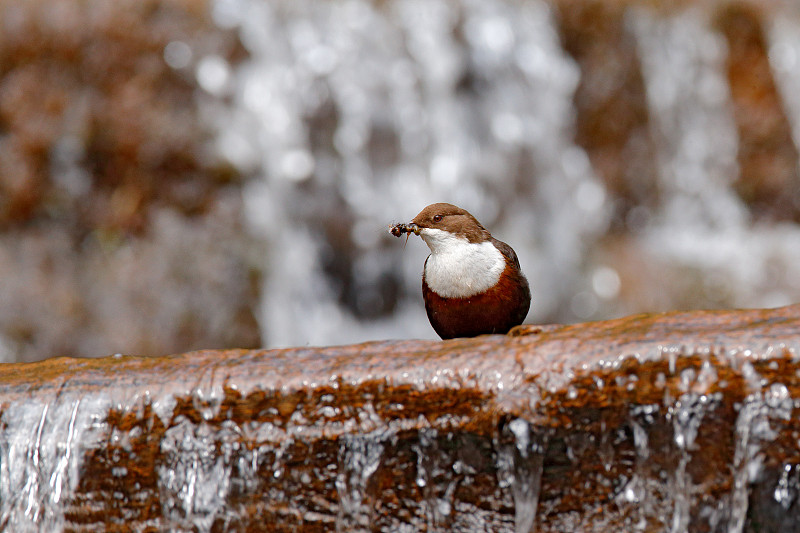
491 238 521 269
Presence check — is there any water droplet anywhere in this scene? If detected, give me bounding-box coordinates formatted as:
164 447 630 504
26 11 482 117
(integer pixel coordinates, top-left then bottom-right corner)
567 386 578 400
164 41 192 69
196 55 230 95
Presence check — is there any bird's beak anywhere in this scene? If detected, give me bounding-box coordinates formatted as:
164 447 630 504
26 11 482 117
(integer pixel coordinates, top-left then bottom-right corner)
407 223 421 235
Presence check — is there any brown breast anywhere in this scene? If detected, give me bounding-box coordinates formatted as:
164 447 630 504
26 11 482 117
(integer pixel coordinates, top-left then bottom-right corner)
422 261 531 339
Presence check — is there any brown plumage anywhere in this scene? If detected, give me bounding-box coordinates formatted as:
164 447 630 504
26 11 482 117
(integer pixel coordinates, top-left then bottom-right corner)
392 203 531 339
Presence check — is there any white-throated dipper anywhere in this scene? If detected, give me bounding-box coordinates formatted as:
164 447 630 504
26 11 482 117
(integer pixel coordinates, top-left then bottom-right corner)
390 203 531 339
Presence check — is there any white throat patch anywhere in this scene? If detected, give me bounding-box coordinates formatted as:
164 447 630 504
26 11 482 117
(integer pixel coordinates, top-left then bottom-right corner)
420 228 505 298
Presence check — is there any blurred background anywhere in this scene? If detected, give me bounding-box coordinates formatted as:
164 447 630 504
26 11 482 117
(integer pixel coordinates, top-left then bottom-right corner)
2 0 800 362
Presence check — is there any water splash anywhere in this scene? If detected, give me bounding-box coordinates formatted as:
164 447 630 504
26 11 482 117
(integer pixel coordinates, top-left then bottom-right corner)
618 404 658 531
0 395 109 532
335 429 390 531
157 417 233 532
412 427 452 528
668 392 720 532
496 419 548 533
728 370 794 533
772 464 800 511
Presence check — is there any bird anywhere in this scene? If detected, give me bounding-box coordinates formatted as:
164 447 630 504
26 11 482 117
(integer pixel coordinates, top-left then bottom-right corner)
390 203 531 339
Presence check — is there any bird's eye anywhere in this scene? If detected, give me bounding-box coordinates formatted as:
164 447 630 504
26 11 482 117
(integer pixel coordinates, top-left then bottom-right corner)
433 214 443 222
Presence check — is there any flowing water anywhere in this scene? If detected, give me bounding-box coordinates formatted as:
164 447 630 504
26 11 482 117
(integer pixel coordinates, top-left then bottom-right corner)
0 342 798 531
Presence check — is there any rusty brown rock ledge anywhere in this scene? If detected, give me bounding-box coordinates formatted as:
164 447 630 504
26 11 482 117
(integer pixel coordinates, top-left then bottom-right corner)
2 305 800 532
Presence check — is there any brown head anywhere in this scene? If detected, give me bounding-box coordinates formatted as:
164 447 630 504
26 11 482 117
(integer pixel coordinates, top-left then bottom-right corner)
410 203 491 244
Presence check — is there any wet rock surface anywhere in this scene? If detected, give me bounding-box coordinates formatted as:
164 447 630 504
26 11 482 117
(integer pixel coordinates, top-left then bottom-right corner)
1 305 800 531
